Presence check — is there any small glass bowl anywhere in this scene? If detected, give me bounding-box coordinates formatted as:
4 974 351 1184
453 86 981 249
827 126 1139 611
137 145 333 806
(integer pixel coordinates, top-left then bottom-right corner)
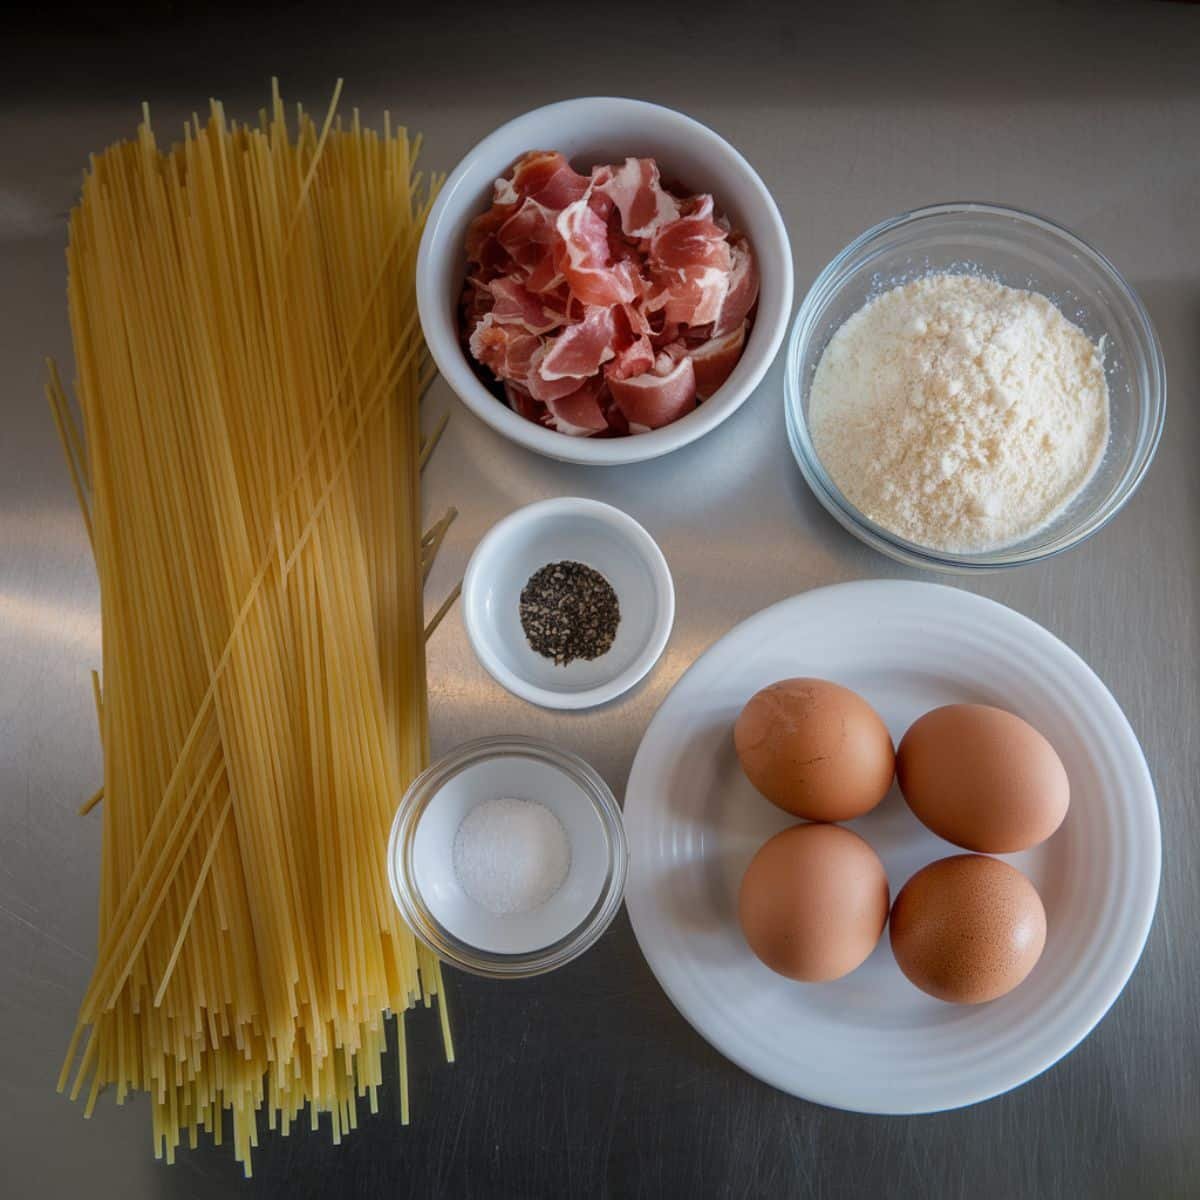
785 202 1166 571
387 735 628 979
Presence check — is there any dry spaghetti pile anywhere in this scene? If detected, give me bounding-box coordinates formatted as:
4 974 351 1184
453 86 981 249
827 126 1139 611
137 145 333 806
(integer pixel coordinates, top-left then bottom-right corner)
48 83 455 1174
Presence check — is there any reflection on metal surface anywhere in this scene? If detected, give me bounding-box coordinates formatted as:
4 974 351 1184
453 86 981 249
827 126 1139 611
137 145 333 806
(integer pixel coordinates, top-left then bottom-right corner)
0 589 100 654
0 188 61 239
0 507 92 552
0 900 87 961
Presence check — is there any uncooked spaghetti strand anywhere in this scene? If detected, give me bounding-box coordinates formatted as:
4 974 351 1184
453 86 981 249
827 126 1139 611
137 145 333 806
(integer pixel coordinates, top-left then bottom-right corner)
99 765 226 1012
433 959 455 1063
418 410 449 471
45 371 94 552
153 792 234 1007
424 580 462 642
284 78 345 251
421 508 457 582
78 737 224 1015
90 669 103 731
48 359 91 491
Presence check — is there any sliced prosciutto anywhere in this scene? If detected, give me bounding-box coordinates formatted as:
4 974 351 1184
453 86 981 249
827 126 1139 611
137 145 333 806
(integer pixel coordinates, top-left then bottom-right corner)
556 199 641 308
505 150 590 210
544 376 610 437
647 196 733 327
463 204 516 280
460 149 757 437
537 305 617 381
648 194 731 274
526 343 590 404
489 277 564 335
608 357 698 430
497 199 559 275
468 315 539 386
712 236 759 338
595 157 681 239
689 321 747 399
605 335 655 382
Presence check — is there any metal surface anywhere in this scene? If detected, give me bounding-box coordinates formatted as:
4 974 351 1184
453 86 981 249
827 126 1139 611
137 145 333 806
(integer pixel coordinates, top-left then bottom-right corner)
2 3 1198 1196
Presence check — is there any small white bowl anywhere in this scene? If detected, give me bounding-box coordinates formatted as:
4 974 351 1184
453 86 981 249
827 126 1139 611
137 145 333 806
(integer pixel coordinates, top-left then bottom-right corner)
388 736 628 977
462 497 674 709
416 96 794 465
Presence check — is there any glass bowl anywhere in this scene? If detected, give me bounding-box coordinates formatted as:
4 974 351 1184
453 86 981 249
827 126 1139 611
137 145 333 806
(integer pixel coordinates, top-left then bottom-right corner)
785 202 1166 571
387 736 628 979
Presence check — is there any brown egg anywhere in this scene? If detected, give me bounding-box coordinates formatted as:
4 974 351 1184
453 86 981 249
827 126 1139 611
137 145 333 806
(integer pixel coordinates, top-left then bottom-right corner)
734 678 895 821
738 823 890 982
896 704 1069 853
889 855 1047 1004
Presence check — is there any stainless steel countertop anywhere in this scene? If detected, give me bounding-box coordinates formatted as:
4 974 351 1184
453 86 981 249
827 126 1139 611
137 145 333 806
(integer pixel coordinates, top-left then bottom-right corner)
3 3 1198 1197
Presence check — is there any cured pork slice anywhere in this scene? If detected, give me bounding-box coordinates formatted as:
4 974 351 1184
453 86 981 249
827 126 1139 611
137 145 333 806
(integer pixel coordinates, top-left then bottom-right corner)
617 300 651 339
468 315 540 385
608 356 698 429
489 277 565 335
464 203 517 281
595 157 682 239
556 199 642 307
537 305 617 380
689 320 747 398
497 198 567 294
712 236 759 338
647 195 733 326
605 335 656 381
526 349 589 403
462 150 757 437
544 376 610 436
670 268 730 326
506 150 591 210
649 195 731 272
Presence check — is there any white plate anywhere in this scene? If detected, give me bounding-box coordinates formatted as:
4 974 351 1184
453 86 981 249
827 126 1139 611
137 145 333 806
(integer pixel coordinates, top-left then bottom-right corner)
623 580 1160 1114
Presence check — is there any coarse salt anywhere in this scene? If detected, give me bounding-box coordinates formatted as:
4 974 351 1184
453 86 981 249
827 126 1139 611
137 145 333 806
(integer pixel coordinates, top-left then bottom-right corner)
452 797 571 915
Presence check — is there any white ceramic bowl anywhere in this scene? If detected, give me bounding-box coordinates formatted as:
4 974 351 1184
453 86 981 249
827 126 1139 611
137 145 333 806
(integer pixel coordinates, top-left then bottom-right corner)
462 497 674 709
417 96 794 465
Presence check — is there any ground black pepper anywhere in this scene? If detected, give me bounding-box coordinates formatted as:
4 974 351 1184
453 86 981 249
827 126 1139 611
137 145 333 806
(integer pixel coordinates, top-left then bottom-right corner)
519 561 620 666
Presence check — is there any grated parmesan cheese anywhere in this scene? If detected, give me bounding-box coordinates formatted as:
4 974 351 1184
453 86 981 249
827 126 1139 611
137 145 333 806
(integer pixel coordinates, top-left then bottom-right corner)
809 274 1110 553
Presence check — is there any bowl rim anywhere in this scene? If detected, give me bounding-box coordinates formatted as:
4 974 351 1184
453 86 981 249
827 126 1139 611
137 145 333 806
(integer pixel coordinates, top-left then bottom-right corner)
387 734 629 979
461 496 676 709
784 200 1167 572
416 95 795 466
